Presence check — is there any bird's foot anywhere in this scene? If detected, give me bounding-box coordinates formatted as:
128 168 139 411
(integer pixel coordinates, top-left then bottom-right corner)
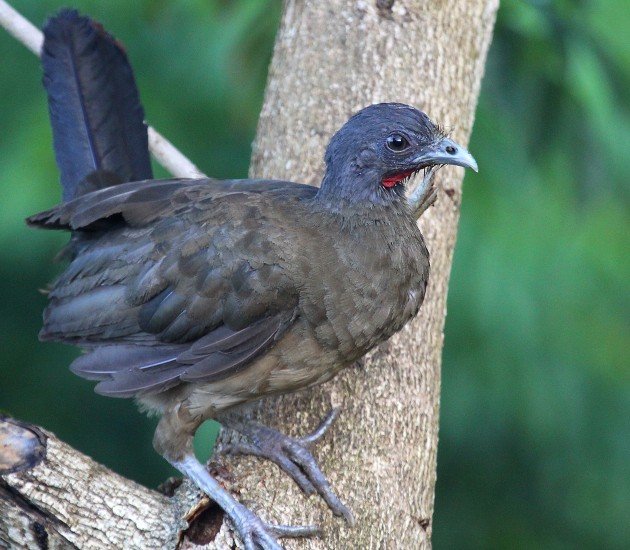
171 455 319 550
220 408 354 524
229 503 319 550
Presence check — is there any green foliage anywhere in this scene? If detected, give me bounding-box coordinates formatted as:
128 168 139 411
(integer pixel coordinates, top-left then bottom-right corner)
435 1 629 548
0 1 626 547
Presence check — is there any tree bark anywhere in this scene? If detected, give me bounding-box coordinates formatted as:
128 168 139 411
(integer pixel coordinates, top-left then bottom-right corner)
1 1 497 548
216 1 498 548
0 416 182 549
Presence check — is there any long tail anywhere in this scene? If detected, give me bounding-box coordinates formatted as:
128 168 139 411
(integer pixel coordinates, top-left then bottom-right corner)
42 9 153 202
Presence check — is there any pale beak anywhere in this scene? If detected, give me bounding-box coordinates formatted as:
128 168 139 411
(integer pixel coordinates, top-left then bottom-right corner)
412 137 478 172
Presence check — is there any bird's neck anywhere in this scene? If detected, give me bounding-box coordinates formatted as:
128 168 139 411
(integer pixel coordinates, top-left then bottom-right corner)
315 168 407 212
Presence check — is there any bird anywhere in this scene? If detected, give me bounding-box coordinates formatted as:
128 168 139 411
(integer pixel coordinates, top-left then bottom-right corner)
29 9 477 550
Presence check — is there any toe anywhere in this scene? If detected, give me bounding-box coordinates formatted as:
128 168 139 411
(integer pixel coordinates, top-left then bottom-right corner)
283 444 354 523
298 407 341 446
268 523 322 538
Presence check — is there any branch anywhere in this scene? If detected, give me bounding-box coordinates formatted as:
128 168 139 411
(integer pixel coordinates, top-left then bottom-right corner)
0 416 251 549
0 416 177 548
0 0 205 179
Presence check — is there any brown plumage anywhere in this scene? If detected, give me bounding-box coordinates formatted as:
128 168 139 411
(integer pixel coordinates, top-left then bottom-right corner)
30 101 477 550
33 14 477 546
29 173 429 447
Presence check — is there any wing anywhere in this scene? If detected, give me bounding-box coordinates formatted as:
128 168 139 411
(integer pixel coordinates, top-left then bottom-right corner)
30 178 317 396
27 178 315 230
70 312 295 397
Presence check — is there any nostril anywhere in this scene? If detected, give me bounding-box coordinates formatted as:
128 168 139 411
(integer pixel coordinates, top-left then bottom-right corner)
445 145 457 155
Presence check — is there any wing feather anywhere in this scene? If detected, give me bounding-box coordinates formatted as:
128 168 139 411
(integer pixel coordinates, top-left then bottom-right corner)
71 311 294 396
31 179 314 397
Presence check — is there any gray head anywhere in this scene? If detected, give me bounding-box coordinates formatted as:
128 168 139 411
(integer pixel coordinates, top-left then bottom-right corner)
317 103 477 205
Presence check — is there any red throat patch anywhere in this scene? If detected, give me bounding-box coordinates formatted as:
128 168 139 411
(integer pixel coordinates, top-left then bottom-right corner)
381 169 415 188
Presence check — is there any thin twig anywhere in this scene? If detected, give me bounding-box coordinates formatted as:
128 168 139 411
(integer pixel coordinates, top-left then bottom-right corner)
0 0 206 178
147 127 206 179
0 0 41 53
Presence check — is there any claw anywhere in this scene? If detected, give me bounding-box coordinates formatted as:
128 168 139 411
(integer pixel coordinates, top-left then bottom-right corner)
231 503 315 550
219 408 354 524
298 407 340 447
283 441 354 524
222 440 317 496
170 455 320 550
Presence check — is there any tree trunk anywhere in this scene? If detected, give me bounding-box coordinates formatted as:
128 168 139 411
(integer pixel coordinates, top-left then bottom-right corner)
0 1 497 548
217 1 498 548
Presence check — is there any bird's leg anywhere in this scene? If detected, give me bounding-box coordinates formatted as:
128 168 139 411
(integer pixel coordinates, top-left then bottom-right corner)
408 165 439 219
170 454 320 550
217 407 354 524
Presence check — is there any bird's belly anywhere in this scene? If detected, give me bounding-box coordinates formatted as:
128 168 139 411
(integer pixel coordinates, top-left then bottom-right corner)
182 319 343 420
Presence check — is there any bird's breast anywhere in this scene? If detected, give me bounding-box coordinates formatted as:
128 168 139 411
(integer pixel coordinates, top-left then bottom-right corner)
300 216 430 364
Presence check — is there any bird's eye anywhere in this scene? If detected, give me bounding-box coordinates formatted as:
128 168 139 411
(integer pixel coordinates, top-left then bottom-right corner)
386 133 410 152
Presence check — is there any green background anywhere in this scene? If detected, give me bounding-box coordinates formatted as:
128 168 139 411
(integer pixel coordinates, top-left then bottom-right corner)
0 1 627 548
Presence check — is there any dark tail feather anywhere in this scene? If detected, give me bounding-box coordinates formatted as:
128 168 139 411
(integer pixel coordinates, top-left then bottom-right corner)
42 9 153 202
